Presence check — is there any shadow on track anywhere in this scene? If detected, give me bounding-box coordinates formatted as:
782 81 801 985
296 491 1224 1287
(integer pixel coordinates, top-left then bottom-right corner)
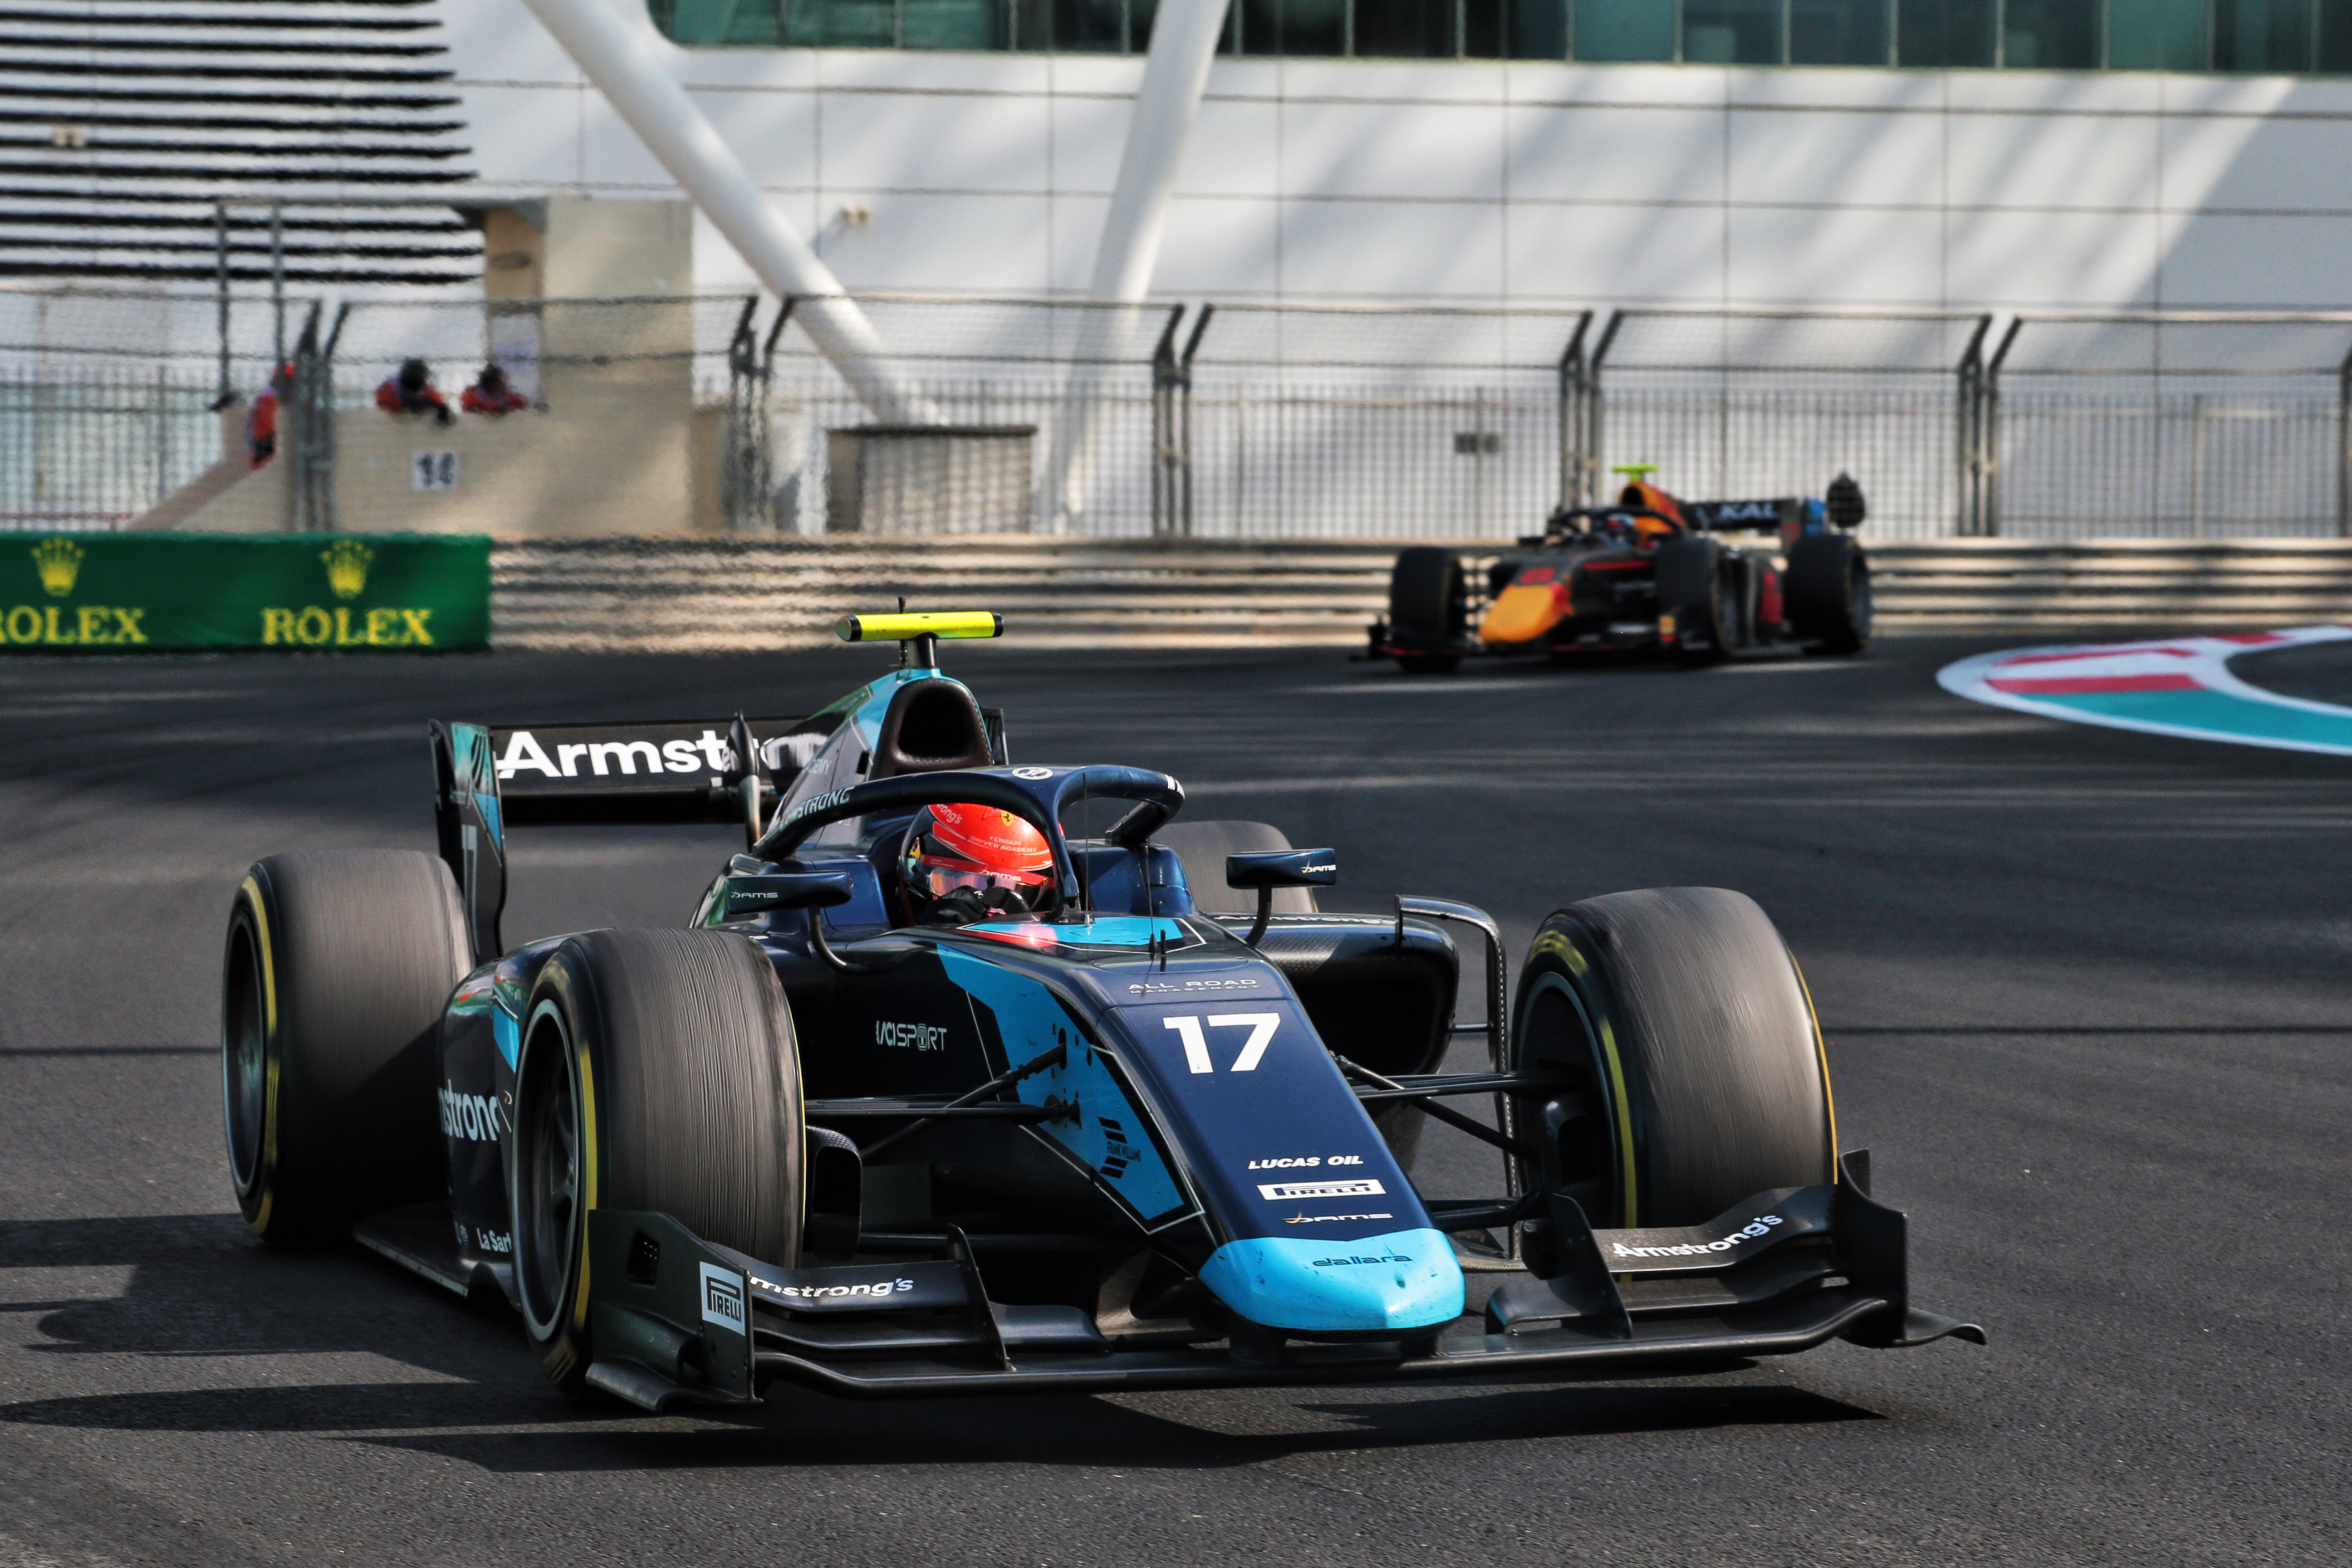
1 1214 1882 1470
326 1382 1879 1475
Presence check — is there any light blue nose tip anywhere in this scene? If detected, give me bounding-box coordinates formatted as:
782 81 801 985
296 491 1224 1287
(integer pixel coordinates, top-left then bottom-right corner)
1199 1228 1465 1333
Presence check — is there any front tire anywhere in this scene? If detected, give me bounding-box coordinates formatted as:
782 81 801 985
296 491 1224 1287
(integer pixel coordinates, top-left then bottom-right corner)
1508 887 1835 1230
512 928 805 1394
1655 537 1732 667
222 851 468 1246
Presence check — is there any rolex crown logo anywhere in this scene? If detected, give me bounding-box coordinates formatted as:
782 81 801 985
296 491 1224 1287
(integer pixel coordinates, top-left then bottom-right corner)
31 538 83 598
320 539 374 601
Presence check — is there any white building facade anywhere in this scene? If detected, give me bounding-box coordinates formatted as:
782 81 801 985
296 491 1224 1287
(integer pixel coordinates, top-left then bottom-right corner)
442 0 2352 312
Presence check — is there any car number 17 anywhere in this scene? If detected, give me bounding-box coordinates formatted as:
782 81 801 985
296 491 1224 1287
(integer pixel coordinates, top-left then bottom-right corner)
1163 1013 1280 1074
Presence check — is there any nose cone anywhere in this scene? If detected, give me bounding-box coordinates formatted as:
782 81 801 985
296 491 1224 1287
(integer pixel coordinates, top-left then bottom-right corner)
1199 1229 1465 1334
1478 581 1569 645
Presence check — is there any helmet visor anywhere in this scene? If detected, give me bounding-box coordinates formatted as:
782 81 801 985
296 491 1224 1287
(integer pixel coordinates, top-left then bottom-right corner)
915 855 1055 910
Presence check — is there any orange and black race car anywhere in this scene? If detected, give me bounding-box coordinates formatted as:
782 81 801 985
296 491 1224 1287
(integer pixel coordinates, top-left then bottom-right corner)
1366 470 1870 674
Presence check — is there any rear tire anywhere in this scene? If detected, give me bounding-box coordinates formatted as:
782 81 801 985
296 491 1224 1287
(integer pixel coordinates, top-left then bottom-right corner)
1786 533 1871 655
1507 887 1834 1229
222 851 468 1247
1388 548 1464 674
1654 537 1731 667
512 928 804 1394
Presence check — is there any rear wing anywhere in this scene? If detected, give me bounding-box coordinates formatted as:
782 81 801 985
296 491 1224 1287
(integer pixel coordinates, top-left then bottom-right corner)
1686 473 1866 534
429 707 1006 965
430 715 818 964
1684 497 1806 533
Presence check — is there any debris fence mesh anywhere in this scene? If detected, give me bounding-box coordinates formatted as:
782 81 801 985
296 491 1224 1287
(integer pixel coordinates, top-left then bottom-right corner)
5 287 2348 540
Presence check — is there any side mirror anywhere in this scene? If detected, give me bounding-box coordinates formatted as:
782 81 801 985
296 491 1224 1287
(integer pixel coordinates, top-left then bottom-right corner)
722 872 853 921
725 872 864 972
1226 849 1337 891
1225 849 1336 946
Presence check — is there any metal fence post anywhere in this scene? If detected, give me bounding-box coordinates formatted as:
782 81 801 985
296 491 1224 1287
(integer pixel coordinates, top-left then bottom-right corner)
721 294 759 532
212 201 233 411
284 302 321 531
1984 318 2023 539
2338 340 2352 538
1556 310 1592 512
1588 311 1625 505
755 297 793 534
270 203 285 375
315 302 348 533
1150 305 1184 538
1177 304 1212 537
1957 314 1991 536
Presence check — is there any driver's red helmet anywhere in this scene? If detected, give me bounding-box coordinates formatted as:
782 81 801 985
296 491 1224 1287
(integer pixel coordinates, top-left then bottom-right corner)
899 801 1057 923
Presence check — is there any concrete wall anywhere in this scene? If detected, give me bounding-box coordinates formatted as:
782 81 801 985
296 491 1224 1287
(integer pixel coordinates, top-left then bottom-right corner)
169 195 716 538
489 535 2352 651
174 399 709 537
446 4 2352 311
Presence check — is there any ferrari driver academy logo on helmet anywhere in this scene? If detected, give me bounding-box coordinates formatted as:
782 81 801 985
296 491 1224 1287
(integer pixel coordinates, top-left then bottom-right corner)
927 802 1050 866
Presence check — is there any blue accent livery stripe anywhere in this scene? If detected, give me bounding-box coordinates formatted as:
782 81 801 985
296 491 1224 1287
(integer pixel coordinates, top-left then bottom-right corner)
491 1003 519 1070
1199 1229 1464 1333
936 946 1191 1228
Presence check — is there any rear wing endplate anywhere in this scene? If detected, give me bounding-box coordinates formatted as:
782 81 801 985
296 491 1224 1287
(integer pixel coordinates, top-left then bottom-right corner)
429 714 818 965
429 707 1004 965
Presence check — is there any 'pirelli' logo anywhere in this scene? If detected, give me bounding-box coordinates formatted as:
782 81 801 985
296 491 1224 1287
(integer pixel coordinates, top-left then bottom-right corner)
699 1262 746 1335
1255 1178 1386 1202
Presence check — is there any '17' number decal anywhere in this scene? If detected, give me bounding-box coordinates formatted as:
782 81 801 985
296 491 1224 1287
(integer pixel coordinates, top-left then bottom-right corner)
1164 1013 1279 1074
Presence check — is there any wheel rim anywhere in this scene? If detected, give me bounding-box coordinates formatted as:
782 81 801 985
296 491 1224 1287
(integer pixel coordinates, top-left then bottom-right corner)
1514 971 1627 1228
515 1004 582 1337
221 922 267 1194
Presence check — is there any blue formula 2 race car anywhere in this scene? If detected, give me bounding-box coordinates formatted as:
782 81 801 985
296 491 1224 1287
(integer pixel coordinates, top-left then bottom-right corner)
218 612 1980 1407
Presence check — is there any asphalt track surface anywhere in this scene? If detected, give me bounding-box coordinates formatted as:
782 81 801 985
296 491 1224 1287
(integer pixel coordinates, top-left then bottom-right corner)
2 633 2348 1567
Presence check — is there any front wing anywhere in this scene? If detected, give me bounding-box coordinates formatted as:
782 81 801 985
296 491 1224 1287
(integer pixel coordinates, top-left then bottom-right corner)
562 1154 1981 1409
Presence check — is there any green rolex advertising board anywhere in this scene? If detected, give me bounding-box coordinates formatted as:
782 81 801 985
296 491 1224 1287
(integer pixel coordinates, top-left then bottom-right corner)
0 534 491 652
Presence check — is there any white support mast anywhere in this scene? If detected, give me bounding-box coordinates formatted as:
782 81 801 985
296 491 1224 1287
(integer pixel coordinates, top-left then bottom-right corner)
1045 0 1230 531
518 0 930 425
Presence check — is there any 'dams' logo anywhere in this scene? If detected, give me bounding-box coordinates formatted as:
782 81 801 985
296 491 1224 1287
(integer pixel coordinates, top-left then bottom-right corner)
259 542 436 647
4 539 148 647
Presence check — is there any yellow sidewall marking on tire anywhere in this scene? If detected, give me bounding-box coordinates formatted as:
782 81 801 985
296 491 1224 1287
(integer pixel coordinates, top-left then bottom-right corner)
240 877 281 1236
1592 1017 1637 1227
1788 954 1839 1172
1529 927 1638 1227
572 1040 598 1333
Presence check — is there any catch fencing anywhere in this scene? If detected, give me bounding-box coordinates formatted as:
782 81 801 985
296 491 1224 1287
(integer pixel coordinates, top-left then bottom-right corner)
9 284 2352 541
0 287 288 532
1984 314 2352 540
1583 309 1993 542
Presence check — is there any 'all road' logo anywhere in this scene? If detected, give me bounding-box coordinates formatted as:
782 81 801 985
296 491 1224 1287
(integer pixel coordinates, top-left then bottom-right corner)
261 539 432 646
4 538 147 646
